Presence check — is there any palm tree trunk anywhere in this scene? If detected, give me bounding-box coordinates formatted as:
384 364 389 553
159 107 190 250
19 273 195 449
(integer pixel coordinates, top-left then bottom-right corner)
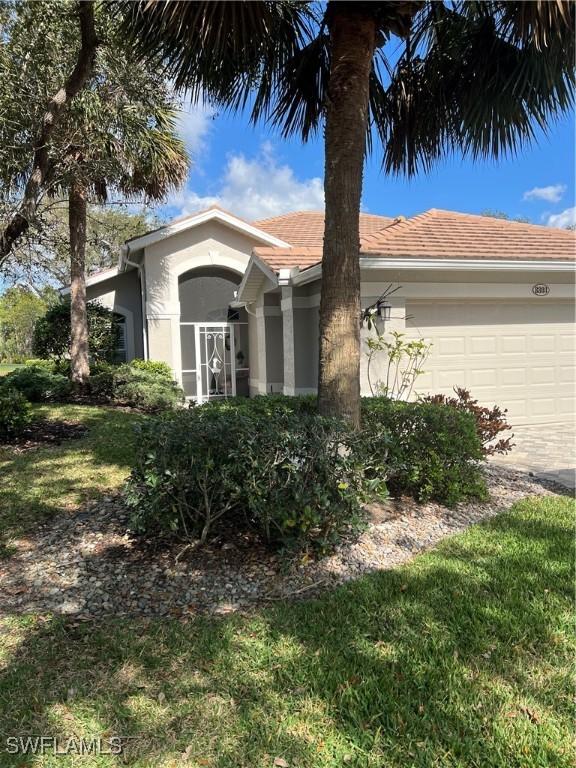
69 180 90 387
318 7 376 428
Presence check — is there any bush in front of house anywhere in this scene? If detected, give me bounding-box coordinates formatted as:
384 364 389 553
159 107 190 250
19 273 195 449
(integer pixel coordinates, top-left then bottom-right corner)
129 358 173 378
90 361 184 411
125 406 368 553
0 364 72 402
421 387 513 456
360 398 487 505
0 387 31 441
32 299 121 363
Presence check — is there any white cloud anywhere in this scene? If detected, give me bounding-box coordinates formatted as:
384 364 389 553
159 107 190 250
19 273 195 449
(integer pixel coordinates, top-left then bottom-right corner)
169 143 324 220
523 184 566 203
545 207 576 229
175 101 216 156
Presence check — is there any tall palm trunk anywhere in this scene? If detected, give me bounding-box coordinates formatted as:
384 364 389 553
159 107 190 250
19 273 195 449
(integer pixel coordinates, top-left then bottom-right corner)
69 179 90 387
318 7 376 427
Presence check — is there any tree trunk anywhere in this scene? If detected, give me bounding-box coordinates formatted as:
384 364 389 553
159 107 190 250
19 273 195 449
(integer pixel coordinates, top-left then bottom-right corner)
0 1 97 268
318 6 376 427
69 180 90 387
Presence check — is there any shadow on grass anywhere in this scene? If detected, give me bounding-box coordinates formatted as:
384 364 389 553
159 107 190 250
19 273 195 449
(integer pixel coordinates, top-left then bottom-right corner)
0 497 573 767
0 405 144 555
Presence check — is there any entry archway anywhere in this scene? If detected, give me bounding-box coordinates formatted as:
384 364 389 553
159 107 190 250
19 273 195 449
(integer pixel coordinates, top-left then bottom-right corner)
178 267 249 400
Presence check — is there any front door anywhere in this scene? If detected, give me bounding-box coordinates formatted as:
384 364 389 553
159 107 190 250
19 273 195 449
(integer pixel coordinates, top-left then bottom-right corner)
181 322 248 403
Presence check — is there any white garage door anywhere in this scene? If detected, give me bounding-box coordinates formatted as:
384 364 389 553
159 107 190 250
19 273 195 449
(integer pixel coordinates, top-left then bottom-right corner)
406 300 575 426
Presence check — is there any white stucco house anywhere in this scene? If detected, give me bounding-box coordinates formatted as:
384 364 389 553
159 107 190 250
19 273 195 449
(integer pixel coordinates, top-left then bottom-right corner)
82 205 575 426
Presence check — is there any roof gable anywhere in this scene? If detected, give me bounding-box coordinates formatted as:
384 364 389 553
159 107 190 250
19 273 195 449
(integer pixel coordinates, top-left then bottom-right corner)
124 205 292 253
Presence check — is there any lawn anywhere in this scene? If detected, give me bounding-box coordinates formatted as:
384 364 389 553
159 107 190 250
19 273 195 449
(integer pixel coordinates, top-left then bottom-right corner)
0 363 24 376
0 404 144 554
0 493 573 767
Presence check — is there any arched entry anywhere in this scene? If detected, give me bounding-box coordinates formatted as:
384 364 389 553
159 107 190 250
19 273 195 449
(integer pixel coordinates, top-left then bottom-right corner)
178 267 249 401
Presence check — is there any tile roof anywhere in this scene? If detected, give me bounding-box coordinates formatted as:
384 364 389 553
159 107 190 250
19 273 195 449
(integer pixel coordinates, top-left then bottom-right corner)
253 210 394 248
362 209 576 261
253 208 575 271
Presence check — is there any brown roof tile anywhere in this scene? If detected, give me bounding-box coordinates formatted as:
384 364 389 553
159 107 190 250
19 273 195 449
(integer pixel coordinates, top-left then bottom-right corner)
253 210 394 248
254 208 576 272
362 209 576 260
253 247 323 271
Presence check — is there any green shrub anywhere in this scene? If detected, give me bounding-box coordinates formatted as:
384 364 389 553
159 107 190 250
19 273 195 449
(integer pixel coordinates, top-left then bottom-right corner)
23 358 71 376
421 388 513 456
24 358 56 372
90 362 184 411
88 361 117 401
0 387 31 441
1 365 72 402
360 398 487 505
129 358 173 378
125 406 368 554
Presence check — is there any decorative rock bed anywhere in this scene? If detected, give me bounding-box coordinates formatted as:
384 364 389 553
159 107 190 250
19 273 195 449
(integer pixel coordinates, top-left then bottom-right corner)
0 466 563 620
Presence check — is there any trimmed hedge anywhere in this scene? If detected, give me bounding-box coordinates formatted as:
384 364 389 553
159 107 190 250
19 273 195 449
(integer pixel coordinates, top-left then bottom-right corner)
90 361 184 411
125 394 488 551
0 387 31 441
125 406 369 553
360 398 487 506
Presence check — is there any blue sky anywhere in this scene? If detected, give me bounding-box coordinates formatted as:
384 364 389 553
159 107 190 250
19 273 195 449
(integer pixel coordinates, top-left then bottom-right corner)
162 101 575 228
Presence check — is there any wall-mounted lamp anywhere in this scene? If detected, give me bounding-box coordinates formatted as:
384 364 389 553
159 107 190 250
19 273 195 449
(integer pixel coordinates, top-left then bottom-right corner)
373 299 392 333
361 296 393 334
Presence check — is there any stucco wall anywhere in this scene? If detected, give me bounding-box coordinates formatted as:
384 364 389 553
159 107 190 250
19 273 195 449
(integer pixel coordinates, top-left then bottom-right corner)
86 269 143 359
143 220 256 382
281 267 575 398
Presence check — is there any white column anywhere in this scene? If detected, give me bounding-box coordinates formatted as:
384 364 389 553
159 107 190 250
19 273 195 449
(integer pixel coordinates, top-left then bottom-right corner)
281 288 296 395
253 296 268 394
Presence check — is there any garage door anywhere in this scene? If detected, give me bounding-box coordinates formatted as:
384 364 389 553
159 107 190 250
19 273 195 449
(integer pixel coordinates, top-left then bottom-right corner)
406 300 575 426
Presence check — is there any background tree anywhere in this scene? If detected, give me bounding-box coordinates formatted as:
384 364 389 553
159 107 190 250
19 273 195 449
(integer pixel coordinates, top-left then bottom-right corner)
121 0 575 425
1 2 189 386
481 209 531 224
0 286 53 362
0 203 161 293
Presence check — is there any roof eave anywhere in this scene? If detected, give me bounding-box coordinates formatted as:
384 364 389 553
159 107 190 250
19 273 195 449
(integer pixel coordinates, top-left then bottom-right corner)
125 208 293 252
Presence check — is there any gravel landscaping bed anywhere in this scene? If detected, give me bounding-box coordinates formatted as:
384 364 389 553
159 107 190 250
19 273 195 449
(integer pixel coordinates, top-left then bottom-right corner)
0 466 561 619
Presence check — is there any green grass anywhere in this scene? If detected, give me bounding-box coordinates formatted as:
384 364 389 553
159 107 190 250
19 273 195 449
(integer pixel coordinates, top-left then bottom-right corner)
0 404 143 554
0 363 24 376
0 495 573 767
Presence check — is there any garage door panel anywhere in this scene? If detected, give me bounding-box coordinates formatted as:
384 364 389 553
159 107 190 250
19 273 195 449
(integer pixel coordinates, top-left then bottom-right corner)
501 336 526 354
531 367 556 384
406 300 575 426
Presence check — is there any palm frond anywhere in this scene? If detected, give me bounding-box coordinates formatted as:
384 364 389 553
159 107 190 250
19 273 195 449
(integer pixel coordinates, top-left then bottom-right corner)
377 0 575 175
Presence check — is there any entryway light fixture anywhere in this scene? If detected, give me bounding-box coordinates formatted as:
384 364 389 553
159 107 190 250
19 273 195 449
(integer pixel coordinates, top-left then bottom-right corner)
373 299 392 334
361 284 399 333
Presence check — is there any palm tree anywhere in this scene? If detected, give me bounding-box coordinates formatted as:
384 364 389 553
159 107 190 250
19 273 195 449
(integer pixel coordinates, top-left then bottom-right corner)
120 0 574 425
64 106 188 386
49 9 189 386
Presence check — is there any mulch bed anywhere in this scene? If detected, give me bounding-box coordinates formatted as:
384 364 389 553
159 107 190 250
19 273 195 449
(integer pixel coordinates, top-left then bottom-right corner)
0 466 561 620
0 419 88 453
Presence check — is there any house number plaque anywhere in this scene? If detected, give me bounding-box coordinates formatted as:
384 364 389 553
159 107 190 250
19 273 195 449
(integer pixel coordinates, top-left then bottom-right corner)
531 283 550 296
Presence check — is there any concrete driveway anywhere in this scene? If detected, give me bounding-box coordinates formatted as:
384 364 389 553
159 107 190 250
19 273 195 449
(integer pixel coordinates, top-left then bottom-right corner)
491 423 575 492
